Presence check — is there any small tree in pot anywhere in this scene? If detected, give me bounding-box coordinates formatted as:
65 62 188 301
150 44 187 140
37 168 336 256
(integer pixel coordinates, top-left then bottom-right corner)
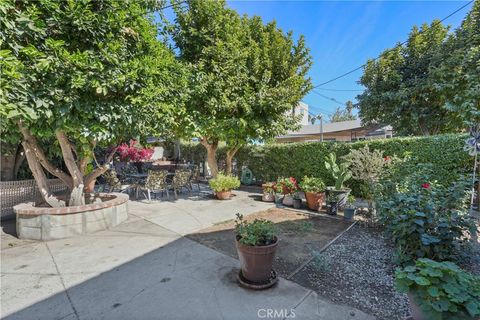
343 195 356 220
324 154 352 210
235 214 278 284
395 258 480 320
209 173 240 200
299 176 326 210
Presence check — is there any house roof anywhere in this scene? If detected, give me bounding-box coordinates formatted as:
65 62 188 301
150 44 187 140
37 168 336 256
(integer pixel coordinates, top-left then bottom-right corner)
277 119 391 139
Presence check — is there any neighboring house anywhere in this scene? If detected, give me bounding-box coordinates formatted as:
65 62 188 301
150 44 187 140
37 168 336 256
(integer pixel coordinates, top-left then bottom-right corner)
277 104 393 143
287 101 309 126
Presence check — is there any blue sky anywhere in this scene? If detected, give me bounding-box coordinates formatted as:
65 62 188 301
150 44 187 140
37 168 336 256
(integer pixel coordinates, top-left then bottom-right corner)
163 1 474 119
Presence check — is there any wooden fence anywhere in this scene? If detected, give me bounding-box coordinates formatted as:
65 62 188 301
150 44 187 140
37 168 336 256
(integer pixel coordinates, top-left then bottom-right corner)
0 179 68 220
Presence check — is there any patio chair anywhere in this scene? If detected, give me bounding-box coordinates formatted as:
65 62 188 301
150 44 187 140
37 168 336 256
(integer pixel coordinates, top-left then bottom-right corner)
138 170 170 201
102 169 132 193
170 169 192 198
189 165 202 191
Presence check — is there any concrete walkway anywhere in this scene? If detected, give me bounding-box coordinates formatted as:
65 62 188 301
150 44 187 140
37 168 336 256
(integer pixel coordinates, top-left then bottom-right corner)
1 187 373 320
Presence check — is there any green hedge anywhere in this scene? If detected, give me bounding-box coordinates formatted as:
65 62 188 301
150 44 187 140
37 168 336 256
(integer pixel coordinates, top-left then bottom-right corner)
177 134 472 194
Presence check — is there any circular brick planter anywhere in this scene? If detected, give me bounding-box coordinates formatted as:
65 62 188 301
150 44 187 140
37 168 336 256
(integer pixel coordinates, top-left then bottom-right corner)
14 193 129 240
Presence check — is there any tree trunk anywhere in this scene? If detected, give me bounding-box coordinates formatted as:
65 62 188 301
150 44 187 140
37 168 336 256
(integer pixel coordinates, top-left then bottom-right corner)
225 145 241 175
22 141 65 207
13 144 26 180
56 130 85 206
200 138 218 177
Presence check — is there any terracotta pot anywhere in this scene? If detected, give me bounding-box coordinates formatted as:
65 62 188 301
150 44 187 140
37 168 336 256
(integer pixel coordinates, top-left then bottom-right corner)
282 194 294 206
236 236 278 283
305 192 325 210
216 190 232 200
407 293 425 320
262 193 275 202
84 179 96 193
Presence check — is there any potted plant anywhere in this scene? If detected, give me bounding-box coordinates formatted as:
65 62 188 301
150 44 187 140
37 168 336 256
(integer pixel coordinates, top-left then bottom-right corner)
324 153 352 210
395 258 480 320
234 214 278 284
209 173 241 200
261 182 275 202
343 195 356 220
325 192 338 215
273 183 283 204
116 139 154 173
292 192 302 209
299 176 326 210
277 177 298 206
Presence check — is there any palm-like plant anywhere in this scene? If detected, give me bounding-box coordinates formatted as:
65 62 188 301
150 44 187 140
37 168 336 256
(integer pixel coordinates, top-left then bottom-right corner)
324 154 352 190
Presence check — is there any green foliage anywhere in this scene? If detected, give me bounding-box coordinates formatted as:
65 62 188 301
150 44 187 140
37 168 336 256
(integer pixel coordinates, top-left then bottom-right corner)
357 21 462 135
208 173 240 192
176 134 473 196
299 176 326 193
262 182 275 194
276 177 298 195
234 213 276 246
170 0 312 159
329 103 356 123
346 194 356 208
324 153 351 190
376 172 475 264
395 258 480 320
0 0 185 164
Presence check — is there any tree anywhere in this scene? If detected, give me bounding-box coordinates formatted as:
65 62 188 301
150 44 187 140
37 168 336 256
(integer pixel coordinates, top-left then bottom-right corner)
0 0 185 206
329 101 356 122
357 21 463 135
434 0 480 127
170 0 312 176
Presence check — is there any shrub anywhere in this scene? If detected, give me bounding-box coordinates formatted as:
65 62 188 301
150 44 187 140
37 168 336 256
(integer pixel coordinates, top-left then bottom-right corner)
395 258 480 320
276 177 299 195
376 175 475 264
299 176 326 193
324 153 351 190
262 182 275 194
234 214 276 246
208 173 240 192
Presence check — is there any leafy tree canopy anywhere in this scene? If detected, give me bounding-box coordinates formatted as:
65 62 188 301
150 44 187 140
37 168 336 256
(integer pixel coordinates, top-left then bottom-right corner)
0 0 186 206
329 101 357 123
170 0 312 175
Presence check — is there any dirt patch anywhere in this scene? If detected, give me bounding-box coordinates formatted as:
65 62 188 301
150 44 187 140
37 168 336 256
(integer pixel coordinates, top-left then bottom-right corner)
290 224 410 320
187 207 353 277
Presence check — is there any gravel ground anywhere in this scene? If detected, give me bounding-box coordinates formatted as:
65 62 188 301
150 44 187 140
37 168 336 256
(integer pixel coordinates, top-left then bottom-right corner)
291 223 410 320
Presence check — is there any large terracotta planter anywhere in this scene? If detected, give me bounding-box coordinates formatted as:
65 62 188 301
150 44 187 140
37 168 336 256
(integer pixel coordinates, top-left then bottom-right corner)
262 193 275 202
216 190 232 200
305 192 325 210
236 236 278 283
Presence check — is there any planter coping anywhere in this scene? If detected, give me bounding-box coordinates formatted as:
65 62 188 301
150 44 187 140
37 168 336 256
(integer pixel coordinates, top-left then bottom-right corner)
14 193 129 216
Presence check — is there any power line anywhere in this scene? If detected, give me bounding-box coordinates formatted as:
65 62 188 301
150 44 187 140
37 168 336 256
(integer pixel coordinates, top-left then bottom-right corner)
312 90 346 106
312 0 474 88
315 87 364 92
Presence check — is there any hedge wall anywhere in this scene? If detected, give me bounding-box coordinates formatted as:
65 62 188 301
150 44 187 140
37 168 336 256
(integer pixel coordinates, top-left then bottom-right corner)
177 134 472 193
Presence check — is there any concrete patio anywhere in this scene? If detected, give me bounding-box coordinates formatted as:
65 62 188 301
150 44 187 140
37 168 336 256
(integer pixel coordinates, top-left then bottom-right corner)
1 187 373 320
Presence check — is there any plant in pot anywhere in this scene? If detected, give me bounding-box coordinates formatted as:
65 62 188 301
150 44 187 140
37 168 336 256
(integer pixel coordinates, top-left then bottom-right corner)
273 183 284 204
324 153 352 210
395 258 480 320
325 192 338 215
234 213 278 286
277 177 298 206
116 139 154 173
343 195 356 220
261 182 275 202
209 173 241 200
299 176 326 210
292 192 302 209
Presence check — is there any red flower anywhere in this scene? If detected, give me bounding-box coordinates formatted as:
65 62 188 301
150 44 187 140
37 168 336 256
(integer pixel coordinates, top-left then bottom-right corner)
421 183 430 189
383 156 391 162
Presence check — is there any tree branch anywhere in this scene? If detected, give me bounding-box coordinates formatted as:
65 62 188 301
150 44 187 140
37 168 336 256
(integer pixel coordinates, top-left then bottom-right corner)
17 122 73 188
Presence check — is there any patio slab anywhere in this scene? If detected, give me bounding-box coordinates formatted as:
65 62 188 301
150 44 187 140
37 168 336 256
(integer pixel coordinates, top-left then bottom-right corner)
1 188 373 320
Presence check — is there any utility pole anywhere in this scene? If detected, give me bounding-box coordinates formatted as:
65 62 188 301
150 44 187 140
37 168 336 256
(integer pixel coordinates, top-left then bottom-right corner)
319 114 324 142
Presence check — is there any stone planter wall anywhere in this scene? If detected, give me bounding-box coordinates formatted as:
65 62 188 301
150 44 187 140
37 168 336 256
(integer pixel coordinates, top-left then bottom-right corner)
14 193 129 240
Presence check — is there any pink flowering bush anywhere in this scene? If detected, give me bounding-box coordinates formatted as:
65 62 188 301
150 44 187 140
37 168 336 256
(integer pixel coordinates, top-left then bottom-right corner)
116 140 154 162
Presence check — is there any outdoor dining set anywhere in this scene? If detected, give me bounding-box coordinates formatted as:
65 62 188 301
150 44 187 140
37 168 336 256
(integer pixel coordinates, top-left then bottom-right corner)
101 164 202 201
